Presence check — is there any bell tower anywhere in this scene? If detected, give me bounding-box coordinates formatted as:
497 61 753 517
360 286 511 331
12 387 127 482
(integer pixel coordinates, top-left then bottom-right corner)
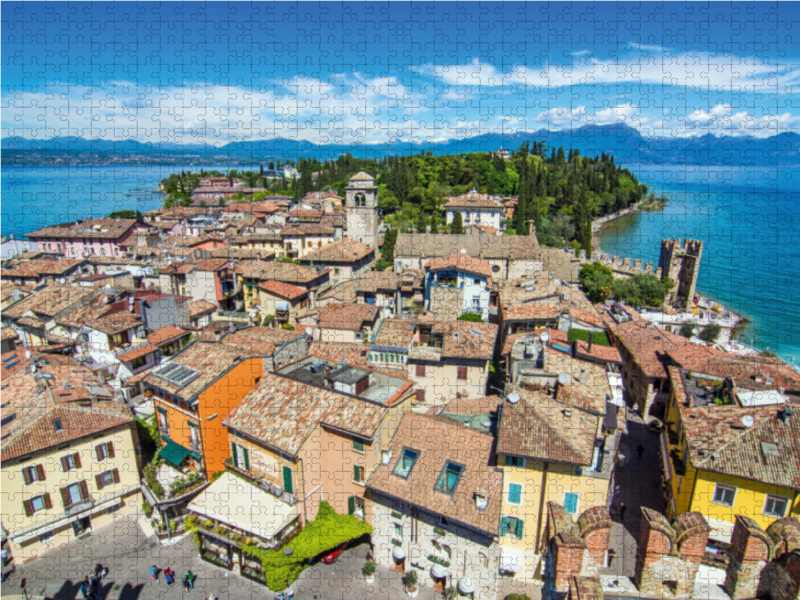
345 171 379 248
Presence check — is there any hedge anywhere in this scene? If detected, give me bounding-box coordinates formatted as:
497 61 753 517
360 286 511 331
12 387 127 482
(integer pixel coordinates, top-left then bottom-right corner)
242 501 372 591
567 328 611 347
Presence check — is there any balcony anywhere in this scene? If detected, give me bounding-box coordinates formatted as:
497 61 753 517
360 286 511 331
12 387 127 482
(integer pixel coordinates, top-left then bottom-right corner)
113 340 151 358
223 458 298 507
64 498 94 516
408 343 442 361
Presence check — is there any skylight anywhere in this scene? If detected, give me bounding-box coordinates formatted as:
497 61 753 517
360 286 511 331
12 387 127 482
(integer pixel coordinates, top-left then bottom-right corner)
153 362 201 388
435 461 464 495
760 441 780 458
53 419 64 431
392 448 419 479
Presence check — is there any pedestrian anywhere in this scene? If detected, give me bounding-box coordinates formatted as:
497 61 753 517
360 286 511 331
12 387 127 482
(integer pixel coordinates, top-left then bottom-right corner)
165 567 175 585
637 443 644 459
90 574 101 599
607 548 616 568
79 578 92 600
149 565 158 581
182 576 191 593
207 595 217 600
619 502 627 521
185 569 196 590
99 566 108 580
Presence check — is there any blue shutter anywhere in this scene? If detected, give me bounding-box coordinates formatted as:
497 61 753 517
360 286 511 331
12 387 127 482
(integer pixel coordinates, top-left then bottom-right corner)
516 519 524 539
505 455 513 467
501 516 508 536
564 492 578 514
508 483 522 504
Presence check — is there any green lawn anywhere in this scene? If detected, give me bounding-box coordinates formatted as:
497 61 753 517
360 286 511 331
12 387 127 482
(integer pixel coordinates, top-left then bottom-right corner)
567 328 611 347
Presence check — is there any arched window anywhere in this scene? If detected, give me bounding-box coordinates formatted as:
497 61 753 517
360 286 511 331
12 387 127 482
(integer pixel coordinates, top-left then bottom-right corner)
479 552 489 568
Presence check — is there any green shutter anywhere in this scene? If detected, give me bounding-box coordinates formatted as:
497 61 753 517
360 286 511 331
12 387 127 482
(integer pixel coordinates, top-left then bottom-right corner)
231 443 239 468
501 516 508 536
354 465 360 482
516 519 524 540
243 447 250 470
505 455 513 467
282 466 293 494
509 483 522 504
353 438 364 452
348 496 355 515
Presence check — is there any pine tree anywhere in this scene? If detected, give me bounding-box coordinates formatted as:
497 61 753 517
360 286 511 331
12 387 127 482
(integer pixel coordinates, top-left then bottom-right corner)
382 227 398 267
450 211 464 234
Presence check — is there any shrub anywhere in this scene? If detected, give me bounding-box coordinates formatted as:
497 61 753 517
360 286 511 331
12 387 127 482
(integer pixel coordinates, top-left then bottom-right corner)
699 323 722 343
444 587 458 600
457 312 483 323
362 560 376 577
579 262 614 303
679 323 695 338
402 571 418 589
567 328 611 347
142 501 152 517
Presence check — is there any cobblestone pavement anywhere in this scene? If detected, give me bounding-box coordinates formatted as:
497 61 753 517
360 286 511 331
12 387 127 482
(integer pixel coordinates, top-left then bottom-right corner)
604 413 667 579
0 513 444 600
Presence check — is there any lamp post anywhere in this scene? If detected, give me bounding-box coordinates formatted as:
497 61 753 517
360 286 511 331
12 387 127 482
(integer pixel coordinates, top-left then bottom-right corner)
19 578 29 600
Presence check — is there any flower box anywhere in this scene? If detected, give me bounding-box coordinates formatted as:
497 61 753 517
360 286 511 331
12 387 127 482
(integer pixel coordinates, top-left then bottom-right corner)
391 537 403 547
391 511 404 519
433 527 446 536
427 554 450 568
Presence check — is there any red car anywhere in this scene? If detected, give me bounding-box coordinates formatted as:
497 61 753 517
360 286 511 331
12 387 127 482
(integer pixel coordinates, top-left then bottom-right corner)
320 542 349 564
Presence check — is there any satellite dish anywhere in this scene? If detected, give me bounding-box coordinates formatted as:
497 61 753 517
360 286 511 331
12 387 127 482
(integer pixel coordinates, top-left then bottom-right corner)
742 415 755 428
305 328 313 337
248 311 256 319
507 392 520 404
540 332 550 343
558 373 570 386
460 248 467 254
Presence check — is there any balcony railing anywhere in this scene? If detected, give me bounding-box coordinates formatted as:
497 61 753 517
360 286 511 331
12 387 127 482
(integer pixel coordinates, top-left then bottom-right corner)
114 340 151 358
64 498 93 516
224 458 298 506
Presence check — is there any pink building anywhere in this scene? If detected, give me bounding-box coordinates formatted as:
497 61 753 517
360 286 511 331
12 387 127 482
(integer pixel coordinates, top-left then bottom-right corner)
26 218 144 259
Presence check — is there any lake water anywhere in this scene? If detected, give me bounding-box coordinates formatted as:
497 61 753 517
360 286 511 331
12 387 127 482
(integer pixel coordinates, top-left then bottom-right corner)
3 163 799 362
597 165 800 363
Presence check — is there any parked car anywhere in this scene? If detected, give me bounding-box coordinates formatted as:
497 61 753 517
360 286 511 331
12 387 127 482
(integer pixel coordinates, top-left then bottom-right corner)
321 542 349 564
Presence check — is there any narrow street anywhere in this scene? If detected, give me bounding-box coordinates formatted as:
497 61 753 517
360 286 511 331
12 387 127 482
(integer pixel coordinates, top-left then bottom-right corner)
604 413 667 579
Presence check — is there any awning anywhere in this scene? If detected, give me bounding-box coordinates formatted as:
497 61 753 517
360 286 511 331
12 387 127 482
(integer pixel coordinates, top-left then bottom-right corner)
159 439 190 468
500 547 525 573
458 578 476 594
188 471 299 541
431 563 449 579
392 546 406 560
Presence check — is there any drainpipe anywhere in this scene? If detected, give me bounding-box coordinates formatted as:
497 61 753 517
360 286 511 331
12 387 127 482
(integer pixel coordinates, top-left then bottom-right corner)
534 463 549 552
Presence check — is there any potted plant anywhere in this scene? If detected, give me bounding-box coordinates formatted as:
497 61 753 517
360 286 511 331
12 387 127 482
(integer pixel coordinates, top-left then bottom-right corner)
362 559 376 584
444 586 458 600
402 571 419 598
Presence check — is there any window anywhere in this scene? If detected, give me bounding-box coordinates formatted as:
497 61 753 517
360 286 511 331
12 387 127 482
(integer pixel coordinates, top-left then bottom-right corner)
394 523 403 538
348 495 365 517
505 455 526 468
763 495 788 518
415 364 426 377
393 448 419 479
502 516 524 539
232 442 250 470
353 465 365 483
39 531 54 543
95 442 114 462
508 483 523 505
130 355 147 370
564 492 580 514
435 461 464 495
189 423 200 447
471 296 480 310
353 438 365 452
61 453 81 472
157 408 169 431
457 366 468 380
24 494 51 516
713 484 736 507
282 465 294 494
415 388 426 404
22 464 45 485
479 552 489 568
53 419 64 431
62 481 89 508
95 469 119 490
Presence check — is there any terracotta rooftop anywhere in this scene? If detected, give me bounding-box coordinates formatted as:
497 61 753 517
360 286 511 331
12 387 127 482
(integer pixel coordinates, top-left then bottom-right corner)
441 395 502 417
234 260 324 284
318 303 379 332
574 339 623 364
55 294 117 328
27 217 139 240
143 341 242 400
496 390 597 465
224 372 387 457
189 300 217 319
257 280 309 301
395 233 540 259
307 341 369 366
197 259 230 272
366 412 502 536
444 192 504 209
280 224 335 236
117 343 159 363
611 320 692 379
426 254 493 280
503 303 561 322
87 311 143 335
301 238 374 263
146 325 190 346
568 307 607 329
219 327 307 357
2 259 86 279
3 283 98 320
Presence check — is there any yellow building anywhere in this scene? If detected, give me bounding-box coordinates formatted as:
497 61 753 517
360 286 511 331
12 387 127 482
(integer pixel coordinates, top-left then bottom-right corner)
1 359 142 563
495 386 623 580
663 366 800 541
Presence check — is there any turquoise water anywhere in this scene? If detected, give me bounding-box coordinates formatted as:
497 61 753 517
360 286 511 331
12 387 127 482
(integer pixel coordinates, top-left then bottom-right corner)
597 165 800 363
3 163 799 362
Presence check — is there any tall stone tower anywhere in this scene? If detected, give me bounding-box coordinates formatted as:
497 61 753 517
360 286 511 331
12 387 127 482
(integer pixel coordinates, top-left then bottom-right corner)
345 171 380 248
658 238 704 309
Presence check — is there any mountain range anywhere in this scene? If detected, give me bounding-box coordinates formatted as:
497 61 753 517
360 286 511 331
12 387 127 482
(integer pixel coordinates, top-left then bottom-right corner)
3 123 798 165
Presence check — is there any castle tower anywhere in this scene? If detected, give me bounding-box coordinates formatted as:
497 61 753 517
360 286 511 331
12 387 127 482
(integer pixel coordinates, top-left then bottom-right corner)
345 171 379 248
658 238 704 309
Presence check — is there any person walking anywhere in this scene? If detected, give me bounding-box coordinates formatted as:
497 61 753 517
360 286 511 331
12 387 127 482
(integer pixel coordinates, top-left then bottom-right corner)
164 567 175 586
185 570 195 590
149 565 158 581
182 576 191 593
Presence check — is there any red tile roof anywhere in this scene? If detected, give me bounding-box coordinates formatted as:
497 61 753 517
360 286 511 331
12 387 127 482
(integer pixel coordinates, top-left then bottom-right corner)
117 343 159 363
257 280 309 300
146 325 190 346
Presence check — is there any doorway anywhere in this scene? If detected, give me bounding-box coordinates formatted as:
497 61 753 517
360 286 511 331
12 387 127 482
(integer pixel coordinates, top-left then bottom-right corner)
72 516 92 537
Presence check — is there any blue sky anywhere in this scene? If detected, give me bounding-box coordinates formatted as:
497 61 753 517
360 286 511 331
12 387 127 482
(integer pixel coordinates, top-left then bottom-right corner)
3 1 799 144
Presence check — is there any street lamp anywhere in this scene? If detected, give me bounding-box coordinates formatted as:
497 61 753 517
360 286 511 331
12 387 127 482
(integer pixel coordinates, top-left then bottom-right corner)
19 578 29 600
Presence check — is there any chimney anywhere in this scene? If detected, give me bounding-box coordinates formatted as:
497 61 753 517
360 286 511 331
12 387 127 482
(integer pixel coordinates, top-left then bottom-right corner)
579 369 585 385
474 488 488 510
